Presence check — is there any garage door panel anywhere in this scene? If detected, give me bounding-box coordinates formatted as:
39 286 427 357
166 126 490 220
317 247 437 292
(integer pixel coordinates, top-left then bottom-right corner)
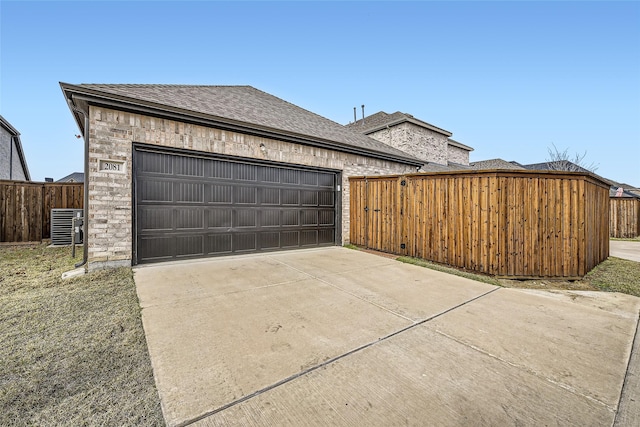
139 206 173 232
319 191 335 207
260 232 280 249
262 210 281 227
176 235 204 257
175 156 204 177
318 172 335 187
319 210 335 226
175 182 205 203
135 148 338 264
234 233 257 251
176 208 205 230
208 234 232 254
281 169 299 184
141 180 173 203
235 186 257 204
261 188 280 205
235 210 257 228
260 166 280 183
139 236 175 261
210 160 234 179
301 230 318 246
235 164 257 181
319 229 334 244
140 151 173 175
208 209 232 228
281 231 299 248
301 210 318 226
209 185 233 204
282 210 299 226
301 171 319 186
281 189 299 205
301 190 318 206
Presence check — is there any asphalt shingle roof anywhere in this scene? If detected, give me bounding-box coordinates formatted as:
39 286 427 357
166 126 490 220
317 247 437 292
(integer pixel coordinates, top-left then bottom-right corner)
346 111 452 137
469 159 526 170
63 84 422 165
57 172 84 183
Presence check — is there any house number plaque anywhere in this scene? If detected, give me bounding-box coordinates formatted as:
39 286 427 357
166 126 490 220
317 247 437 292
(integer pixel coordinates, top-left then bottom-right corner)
99 159 125 173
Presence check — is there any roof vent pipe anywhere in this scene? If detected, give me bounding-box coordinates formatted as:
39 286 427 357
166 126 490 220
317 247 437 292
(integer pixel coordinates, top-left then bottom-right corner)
353 107 356 124
361 104 365 127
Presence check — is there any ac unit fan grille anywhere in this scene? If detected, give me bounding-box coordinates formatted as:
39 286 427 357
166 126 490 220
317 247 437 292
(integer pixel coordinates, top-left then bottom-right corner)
51 209 83 246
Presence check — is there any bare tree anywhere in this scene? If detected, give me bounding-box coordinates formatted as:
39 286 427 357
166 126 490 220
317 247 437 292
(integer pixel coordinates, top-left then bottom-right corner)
545 143 599 173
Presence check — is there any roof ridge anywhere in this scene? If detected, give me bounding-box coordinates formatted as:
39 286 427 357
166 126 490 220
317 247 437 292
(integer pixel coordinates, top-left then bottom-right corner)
79 83 254 88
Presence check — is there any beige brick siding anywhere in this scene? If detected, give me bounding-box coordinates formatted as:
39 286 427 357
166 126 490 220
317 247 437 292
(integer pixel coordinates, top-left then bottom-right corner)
367 122 448 165
447 144 470 165
87 106 414 267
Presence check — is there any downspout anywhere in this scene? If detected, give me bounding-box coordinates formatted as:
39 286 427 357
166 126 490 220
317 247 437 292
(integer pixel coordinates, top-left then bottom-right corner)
69 104 89 269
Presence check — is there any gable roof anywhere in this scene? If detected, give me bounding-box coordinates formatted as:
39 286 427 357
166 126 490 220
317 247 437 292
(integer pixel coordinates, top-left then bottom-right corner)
60 84 423 167
470 158 526 170
0 114 31 181
57 172 84 183
346 111 453 138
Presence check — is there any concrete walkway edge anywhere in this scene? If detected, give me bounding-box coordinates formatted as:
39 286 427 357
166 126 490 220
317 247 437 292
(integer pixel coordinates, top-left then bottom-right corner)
615 312 640 426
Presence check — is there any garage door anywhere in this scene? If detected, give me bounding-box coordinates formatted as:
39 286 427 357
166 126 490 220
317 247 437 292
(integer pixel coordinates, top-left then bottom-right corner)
133 147 339 264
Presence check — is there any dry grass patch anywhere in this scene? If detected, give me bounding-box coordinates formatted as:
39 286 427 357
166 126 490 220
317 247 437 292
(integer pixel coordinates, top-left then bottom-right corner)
0 244 164 426
397 253 640 298
586 256 640 297
396 256 502 287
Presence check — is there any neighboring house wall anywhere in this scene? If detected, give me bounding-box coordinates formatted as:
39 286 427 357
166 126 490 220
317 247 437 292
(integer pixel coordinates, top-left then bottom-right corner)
447 144 469 165
87 106 414 269
0 126 12 179
367 122 448 166
0 126 27 181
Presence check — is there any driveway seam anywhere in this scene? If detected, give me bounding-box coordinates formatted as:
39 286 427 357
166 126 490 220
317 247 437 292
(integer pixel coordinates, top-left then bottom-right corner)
433 329 615 412
177 286 501 427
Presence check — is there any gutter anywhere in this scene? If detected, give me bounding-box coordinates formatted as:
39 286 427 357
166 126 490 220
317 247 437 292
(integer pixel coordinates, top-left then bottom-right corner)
67 100 89 269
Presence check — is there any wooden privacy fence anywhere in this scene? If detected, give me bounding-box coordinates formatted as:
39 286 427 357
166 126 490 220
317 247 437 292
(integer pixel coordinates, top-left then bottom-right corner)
350 170 610 279
0 180 84 243
610 197 640 238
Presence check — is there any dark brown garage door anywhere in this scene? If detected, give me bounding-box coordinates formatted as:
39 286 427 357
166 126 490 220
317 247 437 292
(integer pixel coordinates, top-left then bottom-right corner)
133 147 339 264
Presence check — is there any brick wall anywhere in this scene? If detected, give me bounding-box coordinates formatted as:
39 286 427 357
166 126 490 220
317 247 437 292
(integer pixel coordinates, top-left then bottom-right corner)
447 144 470 165
87 106 414 269
367 122 448 165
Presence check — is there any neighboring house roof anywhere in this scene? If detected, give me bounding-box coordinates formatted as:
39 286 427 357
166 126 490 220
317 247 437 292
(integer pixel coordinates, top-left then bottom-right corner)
346 111 453 138
57 172 84 183
469 158 526 170
609 187 640 198
60 83 423 167
523 160 640 199
521 160 594 174
420 162 471 173
447 138 473 152
0 114 31 181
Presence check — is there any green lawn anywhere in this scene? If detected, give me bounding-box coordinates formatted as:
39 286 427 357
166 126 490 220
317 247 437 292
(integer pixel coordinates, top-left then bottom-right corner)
0 244 164 426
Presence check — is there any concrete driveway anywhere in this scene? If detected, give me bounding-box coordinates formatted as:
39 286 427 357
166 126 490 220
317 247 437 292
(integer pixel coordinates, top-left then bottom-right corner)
134 247 640 427
611 240 640 262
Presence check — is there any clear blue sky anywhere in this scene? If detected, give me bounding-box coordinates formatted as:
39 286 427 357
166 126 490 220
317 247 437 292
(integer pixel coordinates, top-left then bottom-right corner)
1 1 639 185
